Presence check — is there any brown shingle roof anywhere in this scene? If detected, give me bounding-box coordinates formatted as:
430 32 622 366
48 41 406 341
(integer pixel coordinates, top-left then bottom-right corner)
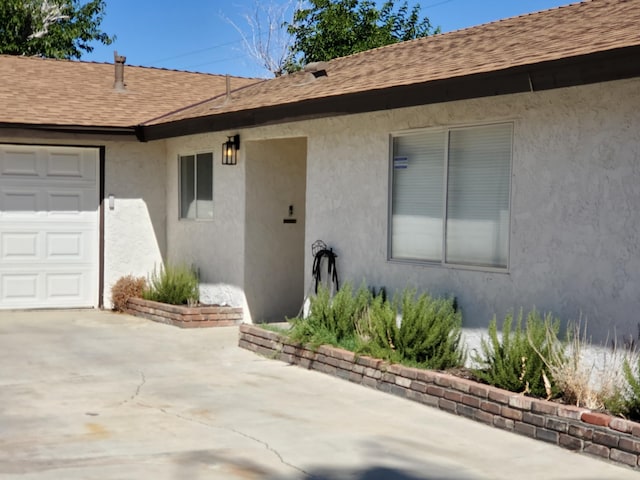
144 0 640 126
0 55 259 128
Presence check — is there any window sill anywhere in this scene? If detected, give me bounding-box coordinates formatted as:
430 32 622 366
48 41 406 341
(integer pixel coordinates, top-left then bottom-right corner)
178 217 215 222
387 257 510 275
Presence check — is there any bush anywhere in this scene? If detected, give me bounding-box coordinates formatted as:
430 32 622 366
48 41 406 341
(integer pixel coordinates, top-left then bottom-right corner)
620 356 640 420
361 289 465 370
472 309 564 398
289 283 371 348
143 264 199 306
289 284 465 369
111 275 147 312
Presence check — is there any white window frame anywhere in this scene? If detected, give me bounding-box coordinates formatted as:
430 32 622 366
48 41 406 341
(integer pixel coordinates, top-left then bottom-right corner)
178 151 214 220
388 122 513 272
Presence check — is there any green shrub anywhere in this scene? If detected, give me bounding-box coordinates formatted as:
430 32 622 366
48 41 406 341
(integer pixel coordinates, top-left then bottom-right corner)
289 284 464 370
360 289 465 370
289 283 372 348
620 356 640 420
472 309 564 398
143 264 199 306
111 275 146 312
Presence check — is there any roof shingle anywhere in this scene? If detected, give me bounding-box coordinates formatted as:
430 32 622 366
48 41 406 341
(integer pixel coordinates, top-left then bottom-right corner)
1 0 638 132
0 56 259 128
144 0 640 126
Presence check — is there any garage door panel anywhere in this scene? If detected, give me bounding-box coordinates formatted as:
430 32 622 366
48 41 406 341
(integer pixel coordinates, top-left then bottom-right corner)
48 188 97 213
46 232 83 259
46 273 84 299
1 228 95 263
0 145 99 309
0 268 94 307
0 149 39 176
1 190 40 213
1 274 39 300
48 192 82 213
47 151 84 177
1 232 39 259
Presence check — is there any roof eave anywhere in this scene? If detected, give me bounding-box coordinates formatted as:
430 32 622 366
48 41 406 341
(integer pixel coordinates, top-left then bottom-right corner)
140 44 640 141
0 122 137 137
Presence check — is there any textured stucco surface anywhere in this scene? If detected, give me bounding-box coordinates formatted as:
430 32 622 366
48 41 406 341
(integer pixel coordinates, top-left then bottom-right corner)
5 78 639 341
164 134 247 313
162 78 640 341
296 78 640 343
103 140 166 307
164 135 307 321
0 134 167 309
244 138 306 322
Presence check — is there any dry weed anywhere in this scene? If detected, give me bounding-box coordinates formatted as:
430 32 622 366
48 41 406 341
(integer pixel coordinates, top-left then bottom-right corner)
538 321 634 410
111 275 147 312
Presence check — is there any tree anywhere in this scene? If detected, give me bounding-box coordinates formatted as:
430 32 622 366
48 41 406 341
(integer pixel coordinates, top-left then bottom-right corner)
286 0 437 71
0 0 113 59
225 0 301 77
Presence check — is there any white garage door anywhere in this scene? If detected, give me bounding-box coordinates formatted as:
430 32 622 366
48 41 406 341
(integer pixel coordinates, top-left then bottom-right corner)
0 145 99 309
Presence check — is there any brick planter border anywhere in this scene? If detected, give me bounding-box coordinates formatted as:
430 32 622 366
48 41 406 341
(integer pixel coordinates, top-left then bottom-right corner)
126 297 243 328
239 324 640 470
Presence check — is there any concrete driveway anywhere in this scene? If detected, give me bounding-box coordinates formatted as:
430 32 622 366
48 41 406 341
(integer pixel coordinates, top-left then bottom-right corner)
0 310 635 480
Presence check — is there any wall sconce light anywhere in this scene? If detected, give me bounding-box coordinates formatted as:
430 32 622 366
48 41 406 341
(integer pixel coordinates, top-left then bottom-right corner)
222 134 240 165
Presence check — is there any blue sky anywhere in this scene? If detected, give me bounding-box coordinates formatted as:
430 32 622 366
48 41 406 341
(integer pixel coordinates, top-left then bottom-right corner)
83 0 573 78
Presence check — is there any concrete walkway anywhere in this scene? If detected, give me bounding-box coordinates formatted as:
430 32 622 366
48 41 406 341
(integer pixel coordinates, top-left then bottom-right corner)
0 310 635 479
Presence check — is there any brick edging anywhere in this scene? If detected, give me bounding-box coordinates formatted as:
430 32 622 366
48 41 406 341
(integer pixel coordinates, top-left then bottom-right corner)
239 324 640 470
126 297 243 328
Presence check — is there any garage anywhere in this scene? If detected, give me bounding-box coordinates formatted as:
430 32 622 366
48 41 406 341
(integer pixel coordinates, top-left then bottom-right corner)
0 144 100 309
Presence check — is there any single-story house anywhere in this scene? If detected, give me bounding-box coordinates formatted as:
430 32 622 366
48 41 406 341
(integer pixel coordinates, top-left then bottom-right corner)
1 0 639 342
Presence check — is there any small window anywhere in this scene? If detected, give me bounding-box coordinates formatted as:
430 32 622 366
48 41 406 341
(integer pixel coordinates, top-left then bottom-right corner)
179 152 213 219
390 123 512 269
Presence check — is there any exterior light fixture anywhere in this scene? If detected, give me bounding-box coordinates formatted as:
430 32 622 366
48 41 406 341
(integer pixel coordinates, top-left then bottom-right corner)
222 134 240 165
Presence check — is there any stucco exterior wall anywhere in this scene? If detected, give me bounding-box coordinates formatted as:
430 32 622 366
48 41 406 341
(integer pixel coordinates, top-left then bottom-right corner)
290 78 639 343
161 78 639 341
164 133 247 311
0 134 167 309
244 138 307 322
103 140 167 305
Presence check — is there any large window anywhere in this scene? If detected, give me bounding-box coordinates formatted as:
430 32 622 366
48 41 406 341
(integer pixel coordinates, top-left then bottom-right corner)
390 123 512 269
179 152 213 220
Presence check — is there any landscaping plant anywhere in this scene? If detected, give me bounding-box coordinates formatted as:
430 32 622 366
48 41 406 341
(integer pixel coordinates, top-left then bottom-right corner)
620 355 640 421
111 275 146 312
472 309 565 398
290 284 465 369
362 289 465 370
289 283 371 348
143 264 199 306
536 320 628 409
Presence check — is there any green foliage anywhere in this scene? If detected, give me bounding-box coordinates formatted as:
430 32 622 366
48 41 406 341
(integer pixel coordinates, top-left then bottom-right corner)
604 388 628 418
619 357 640 420
285 0 437 71
289 283 371 348
143 264 199 306
472 309 565 398
0 0 113 59
361 290 465 369
290 283 464 370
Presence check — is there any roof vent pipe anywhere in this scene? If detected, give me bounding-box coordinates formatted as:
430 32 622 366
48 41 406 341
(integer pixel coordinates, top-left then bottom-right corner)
114 51 126 91
304 61 328 78
225 74 231 102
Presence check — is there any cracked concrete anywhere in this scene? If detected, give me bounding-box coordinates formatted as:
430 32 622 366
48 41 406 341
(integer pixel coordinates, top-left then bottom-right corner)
0 310 637 479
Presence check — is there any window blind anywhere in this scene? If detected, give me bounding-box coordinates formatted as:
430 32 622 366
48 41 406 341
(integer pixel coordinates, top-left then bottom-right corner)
446 124 512 267
391 131 445 260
